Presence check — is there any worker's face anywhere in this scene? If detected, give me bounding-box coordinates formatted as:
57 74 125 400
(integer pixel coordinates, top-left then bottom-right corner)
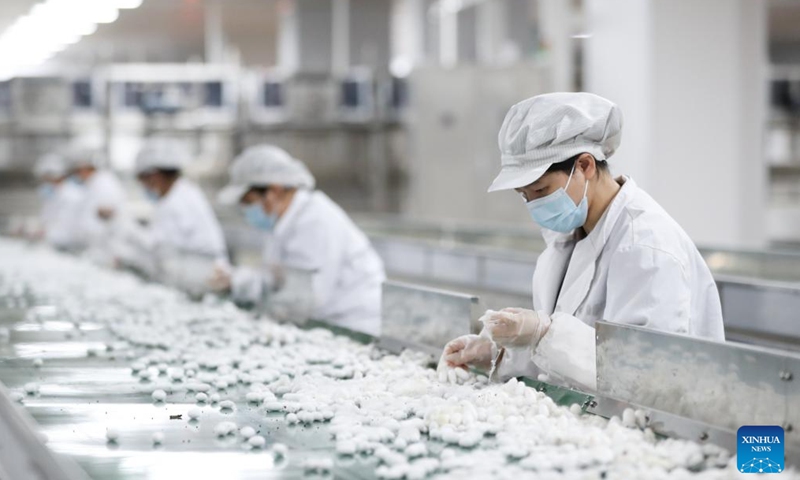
137 171 167 198
240 187 290 217
74 166 95 182
515 154 594 204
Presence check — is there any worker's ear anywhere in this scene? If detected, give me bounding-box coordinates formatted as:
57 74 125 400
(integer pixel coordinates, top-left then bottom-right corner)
576 153 596 181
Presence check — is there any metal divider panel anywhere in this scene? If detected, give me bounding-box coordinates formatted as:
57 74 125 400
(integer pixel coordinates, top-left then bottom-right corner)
379 281 478 355
595 321 800 448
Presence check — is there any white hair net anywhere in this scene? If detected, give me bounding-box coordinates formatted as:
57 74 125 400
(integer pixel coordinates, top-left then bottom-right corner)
488 92 623 192
135 138 192 175
34 153 68 179
217 145 316 205
63 142 106 170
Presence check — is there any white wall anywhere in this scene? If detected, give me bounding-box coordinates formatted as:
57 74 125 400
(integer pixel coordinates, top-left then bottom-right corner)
585 0 767 248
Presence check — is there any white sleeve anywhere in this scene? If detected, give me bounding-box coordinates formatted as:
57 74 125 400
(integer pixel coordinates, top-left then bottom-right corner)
531 313 597 391
231 267 275 305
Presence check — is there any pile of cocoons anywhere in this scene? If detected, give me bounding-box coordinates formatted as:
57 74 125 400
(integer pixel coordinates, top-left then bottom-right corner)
0 238 796 479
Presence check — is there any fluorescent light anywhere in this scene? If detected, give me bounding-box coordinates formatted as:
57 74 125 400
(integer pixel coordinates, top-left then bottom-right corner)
0 0 141 78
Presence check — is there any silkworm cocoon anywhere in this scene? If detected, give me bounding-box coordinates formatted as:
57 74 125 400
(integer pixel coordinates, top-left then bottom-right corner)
336 440 357 455
622 408 637 429
272 443 288 458
213 421 237 437
106 427 120 443
404 443 427 458
248 435 266 448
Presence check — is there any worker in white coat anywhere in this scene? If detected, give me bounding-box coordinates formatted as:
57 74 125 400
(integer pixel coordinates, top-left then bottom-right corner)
440 92 725 391
213 145 385 335
131 138 228 263
66 145 128 256
32 153 85 250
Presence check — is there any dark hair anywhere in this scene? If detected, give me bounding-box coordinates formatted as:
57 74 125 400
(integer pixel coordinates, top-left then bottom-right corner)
249 186 270 195
156 168 181 180
545 153 609 175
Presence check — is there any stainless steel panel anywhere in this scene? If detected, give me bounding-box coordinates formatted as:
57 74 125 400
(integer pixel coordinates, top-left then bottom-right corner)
0 381 90 480
379 281 478 354
718 279 800 341
596 321 800 447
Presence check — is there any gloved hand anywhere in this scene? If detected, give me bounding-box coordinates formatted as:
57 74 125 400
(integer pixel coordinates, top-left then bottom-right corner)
481 307 551 348
439 334 495 371
208 264 232 292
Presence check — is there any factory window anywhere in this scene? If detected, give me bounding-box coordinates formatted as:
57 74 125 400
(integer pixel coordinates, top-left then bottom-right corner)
341 80 361 108
204 81 224 107
73 81 92 108
263 81 283 107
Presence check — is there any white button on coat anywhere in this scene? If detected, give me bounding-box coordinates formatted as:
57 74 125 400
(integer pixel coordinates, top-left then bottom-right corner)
497 177 725 390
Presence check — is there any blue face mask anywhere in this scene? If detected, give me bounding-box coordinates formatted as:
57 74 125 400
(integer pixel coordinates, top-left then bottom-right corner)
525 164 589 233
37 184 55 200
243 203 278 231
144 188 160 203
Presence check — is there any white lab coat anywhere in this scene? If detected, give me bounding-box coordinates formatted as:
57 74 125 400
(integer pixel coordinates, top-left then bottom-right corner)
144 178 227 259
497 177 725 391
232 190 386 335
40 182 85 250
76 170 127 249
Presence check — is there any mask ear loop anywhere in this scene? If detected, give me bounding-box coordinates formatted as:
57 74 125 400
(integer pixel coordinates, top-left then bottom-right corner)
565 161 577 190
565 161 589 200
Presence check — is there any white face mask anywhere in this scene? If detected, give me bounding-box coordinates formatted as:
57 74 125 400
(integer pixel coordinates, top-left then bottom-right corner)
525 163 588 233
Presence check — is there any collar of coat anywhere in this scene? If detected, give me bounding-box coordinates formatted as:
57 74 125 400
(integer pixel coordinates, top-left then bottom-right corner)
542 175 635 255
273 188 314 238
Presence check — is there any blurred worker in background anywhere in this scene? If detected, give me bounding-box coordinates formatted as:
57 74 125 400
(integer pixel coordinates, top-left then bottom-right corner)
65 143 127 262
440 92 725 391
212 144 385 335
120 138 228 276
31 153 85 250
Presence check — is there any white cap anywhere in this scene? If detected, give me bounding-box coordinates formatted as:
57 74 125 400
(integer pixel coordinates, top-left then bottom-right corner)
34 153 68 179
488 92 623 192
217 145 316 205
63 143 106 170
135 138 191 175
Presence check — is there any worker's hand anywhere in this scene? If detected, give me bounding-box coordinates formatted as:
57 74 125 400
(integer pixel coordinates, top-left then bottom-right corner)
97 208 115 221
208 265 232 292
481 308 551 348
439 334 495 371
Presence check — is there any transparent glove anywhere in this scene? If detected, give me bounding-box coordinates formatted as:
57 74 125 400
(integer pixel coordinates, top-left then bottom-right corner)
208 264 232 292
481 307 551 348
438 334 495 372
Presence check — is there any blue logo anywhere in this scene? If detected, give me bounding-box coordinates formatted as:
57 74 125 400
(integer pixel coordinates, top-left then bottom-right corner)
738 425 784 474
